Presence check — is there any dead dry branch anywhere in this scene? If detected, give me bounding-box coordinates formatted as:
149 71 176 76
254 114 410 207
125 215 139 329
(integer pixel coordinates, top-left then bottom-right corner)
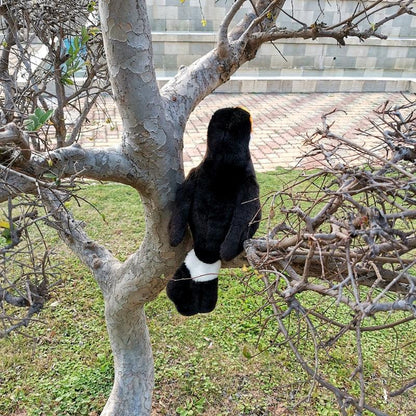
0 0 108 336
245 94 416 415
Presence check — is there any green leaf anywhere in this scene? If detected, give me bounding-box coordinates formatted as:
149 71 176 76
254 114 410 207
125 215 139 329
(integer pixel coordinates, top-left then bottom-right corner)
23 119 36 132
29 114 40 125
81 26 89 44
242 345 252 359
88 26 99 37
24 108 53 131
87 1 96 13
61 76 74 86
73 37 80 50
34 107 44 120
0 220 10 229
40 109 54 124
1 227 12 245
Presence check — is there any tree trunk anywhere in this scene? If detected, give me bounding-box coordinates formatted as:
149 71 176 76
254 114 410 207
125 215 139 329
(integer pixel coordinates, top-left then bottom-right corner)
97 189 185 416
102 304 154 415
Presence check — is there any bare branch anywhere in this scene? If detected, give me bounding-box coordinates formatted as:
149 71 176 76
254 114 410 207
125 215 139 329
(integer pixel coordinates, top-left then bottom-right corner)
1 144 141 201
252 0 414 46
0 123 31 160
389 379 416 398
218 0 246 57
28 145 141 187
245 95 416 414
0 165 50 200
261 273 390 416
40 188 119 288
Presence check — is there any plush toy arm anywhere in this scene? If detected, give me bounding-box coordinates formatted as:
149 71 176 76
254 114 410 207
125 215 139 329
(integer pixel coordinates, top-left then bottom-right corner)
220 178 261 261
168 172 196 247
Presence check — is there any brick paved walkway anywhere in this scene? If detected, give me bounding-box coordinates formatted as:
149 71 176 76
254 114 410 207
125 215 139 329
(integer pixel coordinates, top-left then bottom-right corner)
80 92 410 172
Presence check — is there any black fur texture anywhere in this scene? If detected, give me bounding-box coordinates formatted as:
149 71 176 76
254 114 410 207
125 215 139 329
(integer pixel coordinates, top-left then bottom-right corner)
167 107 261 315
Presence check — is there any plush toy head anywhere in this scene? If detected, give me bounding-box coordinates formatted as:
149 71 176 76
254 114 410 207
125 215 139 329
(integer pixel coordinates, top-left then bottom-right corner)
206 107 252 158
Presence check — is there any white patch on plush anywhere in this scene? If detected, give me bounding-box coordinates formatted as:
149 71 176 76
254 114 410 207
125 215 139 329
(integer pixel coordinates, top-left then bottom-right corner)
184 249 221 282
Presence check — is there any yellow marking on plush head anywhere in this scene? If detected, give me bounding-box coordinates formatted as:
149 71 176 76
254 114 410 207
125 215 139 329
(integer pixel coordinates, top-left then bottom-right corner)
237 105 250 113
237 105 252 131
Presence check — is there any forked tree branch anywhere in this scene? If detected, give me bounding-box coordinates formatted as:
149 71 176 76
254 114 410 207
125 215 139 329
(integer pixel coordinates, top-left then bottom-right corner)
218 0 246 56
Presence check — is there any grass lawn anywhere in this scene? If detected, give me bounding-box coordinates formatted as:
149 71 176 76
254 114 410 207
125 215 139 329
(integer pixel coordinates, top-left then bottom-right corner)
1 170 415 416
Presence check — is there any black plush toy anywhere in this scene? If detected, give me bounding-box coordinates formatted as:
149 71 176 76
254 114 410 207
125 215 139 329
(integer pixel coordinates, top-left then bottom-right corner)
167 106 261 316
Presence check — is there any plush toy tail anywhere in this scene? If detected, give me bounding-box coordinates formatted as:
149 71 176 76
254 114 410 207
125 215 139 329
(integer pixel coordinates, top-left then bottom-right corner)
166 249 221 316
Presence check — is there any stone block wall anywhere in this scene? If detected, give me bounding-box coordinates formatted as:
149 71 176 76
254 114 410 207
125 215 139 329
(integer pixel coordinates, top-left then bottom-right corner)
148 0 416 37
148 0 416 92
